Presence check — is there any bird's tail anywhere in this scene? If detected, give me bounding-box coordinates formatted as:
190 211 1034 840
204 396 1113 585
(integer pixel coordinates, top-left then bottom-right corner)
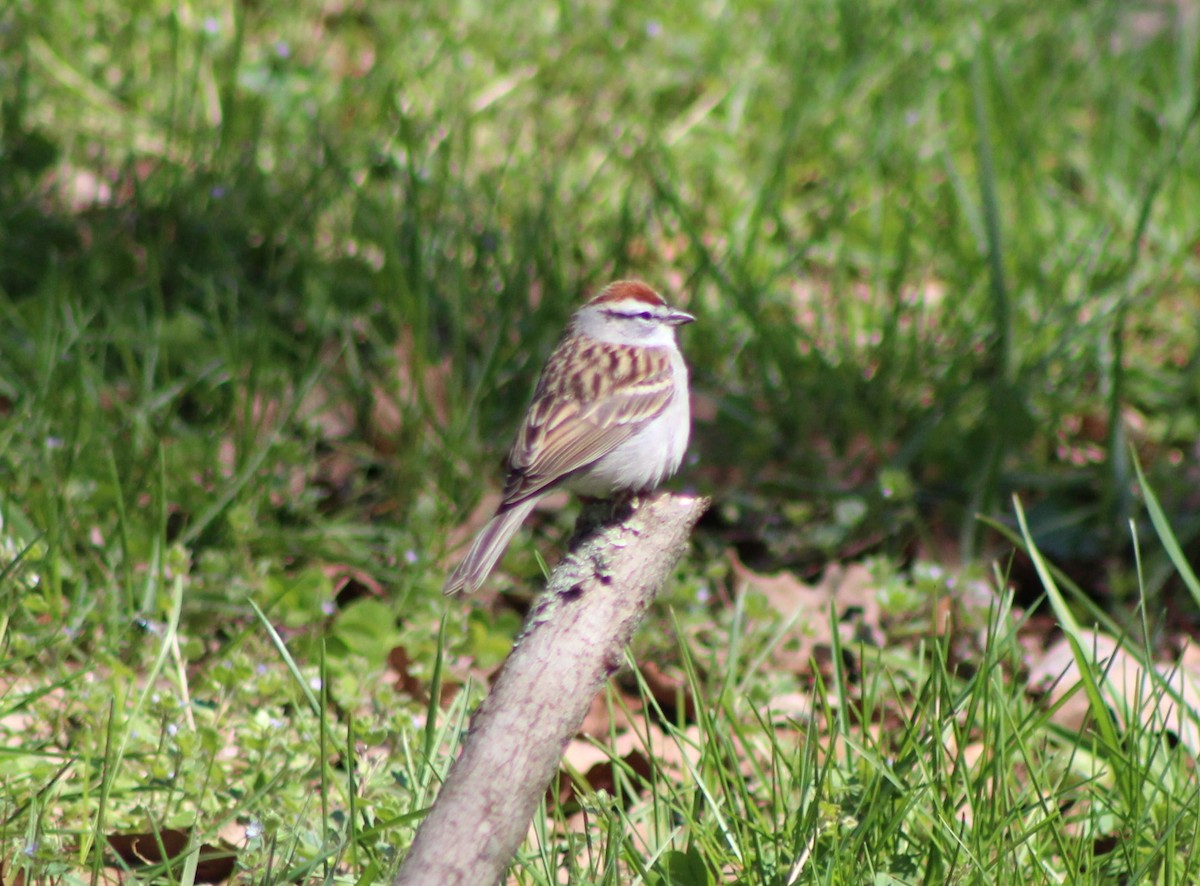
443 498 539 595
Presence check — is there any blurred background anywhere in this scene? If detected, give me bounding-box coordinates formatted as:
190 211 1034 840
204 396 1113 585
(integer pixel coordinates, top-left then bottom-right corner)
3 0 1200 634
7 0 1200 879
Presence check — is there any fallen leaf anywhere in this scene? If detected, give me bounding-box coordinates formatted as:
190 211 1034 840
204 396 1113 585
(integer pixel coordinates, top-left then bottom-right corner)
728 556 884 678
1028 629 1200 756
0 858 27 886
330 566 385 608
107 827 236 883
577 685 635 737
631 660 695 723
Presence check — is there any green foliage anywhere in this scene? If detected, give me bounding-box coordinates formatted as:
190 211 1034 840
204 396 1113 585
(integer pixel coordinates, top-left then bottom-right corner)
2 0 1200 880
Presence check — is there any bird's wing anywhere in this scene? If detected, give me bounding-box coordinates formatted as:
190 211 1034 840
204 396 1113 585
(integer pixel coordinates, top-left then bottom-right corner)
500 340 676 507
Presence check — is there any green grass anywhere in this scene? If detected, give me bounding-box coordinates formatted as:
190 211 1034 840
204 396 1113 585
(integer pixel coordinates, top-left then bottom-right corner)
3 0 1200 881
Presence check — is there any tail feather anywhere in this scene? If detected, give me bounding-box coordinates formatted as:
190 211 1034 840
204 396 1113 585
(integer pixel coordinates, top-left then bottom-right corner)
443 498 540 595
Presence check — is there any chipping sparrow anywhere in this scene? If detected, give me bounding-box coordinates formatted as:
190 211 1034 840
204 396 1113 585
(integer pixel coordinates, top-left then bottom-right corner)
444 280 694 595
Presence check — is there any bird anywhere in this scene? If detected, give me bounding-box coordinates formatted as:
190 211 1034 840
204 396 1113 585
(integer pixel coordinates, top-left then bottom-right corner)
444 280 694 595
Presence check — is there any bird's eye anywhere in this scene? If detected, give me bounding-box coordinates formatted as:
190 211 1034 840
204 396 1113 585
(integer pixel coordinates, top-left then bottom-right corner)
637 311 653 321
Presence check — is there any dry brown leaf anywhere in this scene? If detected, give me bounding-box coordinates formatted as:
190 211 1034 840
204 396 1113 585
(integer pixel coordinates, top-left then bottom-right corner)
729 556 885 677
632 660 695 723
1027 633 1106 734
328 565 386 608
556 716 704 810
575 750 654 807
215 820 248 850
761 691 815 721
107 828 236 883
387 645 425 699
1028 629 1200 755
730 551 832 616
0 859 26 886
577 687 635 737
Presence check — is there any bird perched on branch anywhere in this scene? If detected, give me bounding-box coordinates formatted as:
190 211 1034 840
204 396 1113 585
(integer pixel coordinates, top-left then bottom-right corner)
444 280 694 595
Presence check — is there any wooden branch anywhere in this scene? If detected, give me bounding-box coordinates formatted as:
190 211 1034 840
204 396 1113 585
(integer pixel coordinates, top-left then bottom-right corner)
395 492 709 886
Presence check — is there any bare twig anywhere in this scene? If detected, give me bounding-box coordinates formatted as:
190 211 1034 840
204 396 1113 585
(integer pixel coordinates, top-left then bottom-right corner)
395 492 709 886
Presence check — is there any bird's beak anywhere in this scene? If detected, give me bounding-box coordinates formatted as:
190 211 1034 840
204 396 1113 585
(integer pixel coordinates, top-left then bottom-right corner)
667 309 695 326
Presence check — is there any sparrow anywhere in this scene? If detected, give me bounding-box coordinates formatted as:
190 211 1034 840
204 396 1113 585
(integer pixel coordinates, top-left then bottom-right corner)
444 280 693 594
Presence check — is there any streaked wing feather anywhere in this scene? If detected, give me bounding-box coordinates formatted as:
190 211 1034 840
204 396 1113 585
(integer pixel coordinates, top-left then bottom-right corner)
501 343 675 506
